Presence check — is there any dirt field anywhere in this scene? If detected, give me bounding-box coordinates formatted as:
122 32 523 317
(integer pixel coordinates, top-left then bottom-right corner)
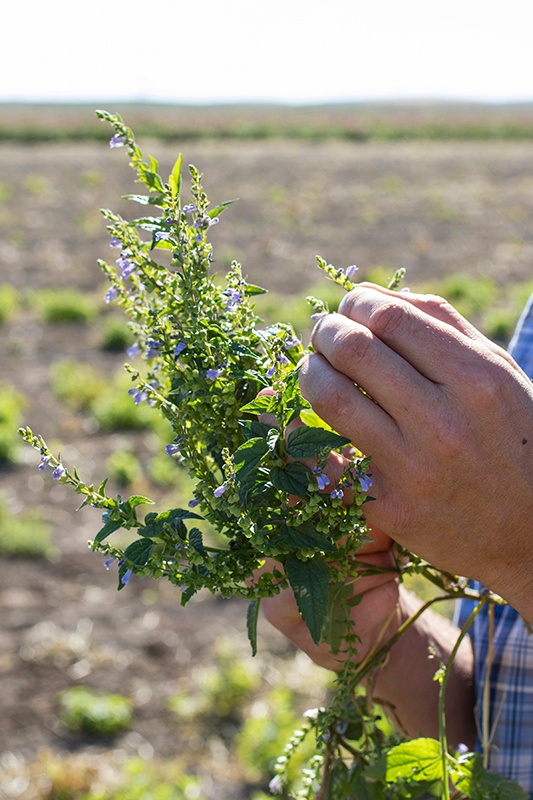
1 136 532 798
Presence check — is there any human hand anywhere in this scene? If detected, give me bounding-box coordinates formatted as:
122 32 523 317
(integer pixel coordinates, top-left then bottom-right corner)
298 284 533 619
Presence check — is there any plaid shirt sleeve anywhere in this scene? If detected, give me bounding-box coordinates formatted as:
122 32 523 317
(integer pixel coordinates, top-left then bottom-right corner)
456 293 533 795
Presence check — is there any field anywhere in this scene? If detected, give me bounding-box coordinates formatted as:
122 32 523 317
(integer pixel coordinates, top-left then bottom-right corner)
1 104 533 799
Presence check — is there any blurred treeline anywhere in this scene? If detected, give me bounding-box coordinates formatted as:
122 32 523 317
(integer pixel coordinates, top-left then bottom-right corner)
1 101 533 143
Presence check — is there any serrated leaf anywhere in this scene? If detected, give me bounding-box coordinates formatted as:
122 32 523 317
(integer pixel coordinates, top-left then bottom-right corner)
323 581 356 653
93 517 124 545
299 408 334 432
247 599 260 656
285 554 330 644
123 538 153 566
270 462 310 496
239 395 275 415
278 521 336 552
286 426 351 458
239 419 274 441
126 495 155 509
234 437 270 481
451 753 528 800
189 527 206 557
365 738 442 784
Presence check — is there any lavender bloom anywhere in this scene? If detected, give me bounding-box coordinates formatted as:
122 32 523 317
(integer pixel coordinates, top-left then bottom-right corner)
276 353 289 365
194 233 203 243
188 498 200 508
145 340 162 359
121 261 136 279
104 287 118 304
223 289 242 311
154 231 171 242
284 335 300 350
109 236 121 248
182 203 197 213
109 133 127 148
266 364 276 379
345 264 358 280
206 366 224 380
357 471 373 493
126 342 140 358
121 569 133 586
52 465 65 480
165 443 182 457
213 484 227 498
311 311 327 322
103 557 116 570
313 469 330 491
330 488 344 500
173 341 186 356
38 455 50 471
268 775 283 795
128 388 148 405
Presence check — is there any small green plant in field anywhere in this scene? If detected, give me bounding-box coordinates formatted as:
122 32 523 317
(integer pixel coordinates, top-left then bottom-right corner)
0 284 19 325
105 448 142 488
100 315 134 352
33 288 98 324
50 358 107 411
0 385 27 462
438 273 497 318
0 495 56 558
24 173 49 196
88 758 206 800
59 686 132 737
0 180 13 203
90 371 155 431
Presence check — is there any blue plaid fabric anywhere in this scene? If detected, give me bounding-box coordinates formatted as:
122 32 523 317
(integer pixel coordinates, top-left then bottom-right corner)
456 293 533 794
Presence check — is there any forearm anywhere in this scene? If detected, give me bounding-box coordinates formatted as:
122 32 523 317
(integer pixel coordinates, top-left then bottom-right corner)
372 587 476 749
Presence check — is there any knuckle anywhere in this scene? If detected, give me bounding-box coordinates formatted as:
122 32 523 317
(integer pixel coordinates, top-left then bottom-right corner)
367 301 405 340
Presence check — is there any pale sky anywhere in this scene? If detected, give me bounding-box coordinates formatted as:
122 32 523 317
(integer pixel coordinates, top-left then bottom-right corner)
3 0 533 104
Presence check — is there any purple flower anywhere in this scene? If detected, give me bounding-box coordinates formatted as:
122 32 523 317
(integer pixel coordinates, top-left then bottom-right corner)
315 471 330 491
109 236 121 248
109 133 127 148
284 335 300 350
311 311 327 322
104 287 118 304
165 443 182 457
154 231 171 242
330 488 344 500
52 465 65 480
269 775 283 795
206 366 224 381
128 388 148 405
266 364 276 379
38 455 50 471
146 340 162 359
116 252 135 278
213 484 227 498
194 233 203 243
188 498 200 508
126 342 140 358
182 203 197 213
104 557 116 570
276 353 289 365
173 341 186 356
345 264 358 280
223 289 242 311
121 569 133 586
357 471 373 493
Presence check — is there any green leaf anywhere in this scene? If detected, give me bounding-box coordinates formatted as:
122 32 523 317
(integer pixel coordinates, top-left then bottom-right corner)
123 538 153 566
168 153 182 197
285 554 330 644
278 521 336 553
247 599 260 656
234 437 270 480
239 395 275 415
365 738 442 784
125 495 155 509
243 283 267 296
239 419 274 441
93 517 124 545
123 193 166 207
299 408 334 432
208 199 238 218
189 527 206 557
270 462 310 496
451 753 528 800
286 426 351 458
323 581 357 654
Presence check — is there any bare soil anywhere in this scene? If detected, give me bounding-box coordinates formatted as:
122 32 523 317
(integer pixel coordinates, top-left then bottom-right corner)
0 137 532 798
